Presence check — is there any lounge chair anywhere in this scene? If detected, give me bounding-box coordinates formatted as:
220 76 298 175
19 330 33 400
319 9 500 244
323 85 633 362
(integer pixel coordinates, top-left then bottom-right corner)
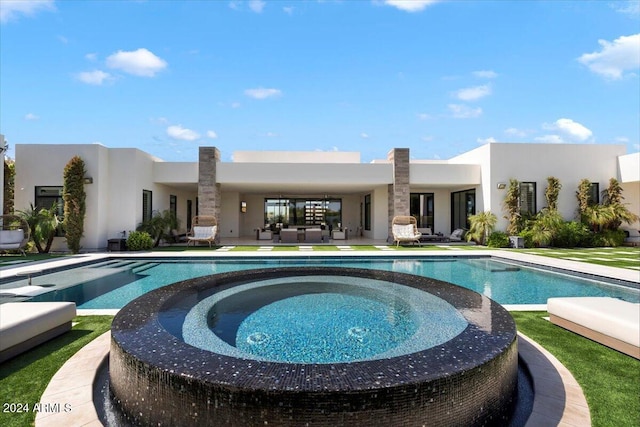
391 216 422 247
448 228 466 242
279 229 299 243
304 228 323 243
0 215 30 256
187 216 218 247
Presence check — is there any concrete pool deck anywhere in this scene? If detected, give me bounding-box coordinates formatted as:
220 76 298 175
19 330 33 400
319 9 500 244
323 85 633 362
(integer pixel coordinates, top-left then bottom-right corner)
4 249 637 426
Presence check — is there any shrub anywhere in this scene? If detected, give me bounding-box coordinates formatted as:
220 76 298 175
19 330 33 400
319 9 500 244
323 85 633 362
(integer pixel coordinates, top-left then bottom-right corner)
63 156 86 254
518 229 536 248
487 231 510 248
552 221 590 248
590 229 626 247
126 231 154 251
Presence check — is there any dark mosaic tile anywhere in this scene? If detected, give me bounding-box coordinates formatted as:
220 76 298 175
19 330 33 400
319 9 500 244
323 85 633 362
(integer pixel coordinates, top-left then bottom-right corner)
111 267 518 426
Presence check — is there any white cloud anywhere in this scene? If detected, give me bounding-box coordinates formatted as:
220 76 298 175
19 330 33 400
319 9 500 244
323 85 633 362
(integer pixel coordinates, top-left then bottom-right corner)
577 33 640 80
228 0 240 11
504 127 528 138
248 0 265 13
472 70 498 79
545 118 593 141
167 125 200 141
454 84 491 101
417 113 432 120
283 6 294 15
0 0 55 23
383 0 439 13
106 48 167 77
75 70 112 85
244 88 282 99
448 104 482 118
421 135 434 142
477 137 497 145
614 136 630 143
360 133 370 139
85 53 97 61
534 134 565 144
206 130 218 139
611 1 640 17
24 112 39 120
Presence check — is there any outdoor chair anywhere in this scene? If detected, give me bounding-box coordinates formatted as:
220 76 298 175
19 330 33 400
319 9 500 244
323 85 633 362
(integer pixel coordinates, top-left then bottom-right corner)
187 216 218 247
279 229 299 243
391 216 422 247
448 228 466 242
304 228 323 243
0 215 30 256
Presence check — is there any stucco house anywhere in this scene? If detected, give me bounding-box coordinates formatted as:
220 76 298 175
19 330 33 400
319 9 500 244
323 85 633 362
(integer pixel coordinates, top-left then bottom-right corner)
11 140 640 251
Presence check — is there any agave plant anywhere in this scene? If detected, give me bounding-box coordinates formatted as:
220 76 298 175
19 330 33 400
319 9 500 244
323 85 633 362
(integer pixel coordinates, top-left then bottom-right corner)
18 203 60 253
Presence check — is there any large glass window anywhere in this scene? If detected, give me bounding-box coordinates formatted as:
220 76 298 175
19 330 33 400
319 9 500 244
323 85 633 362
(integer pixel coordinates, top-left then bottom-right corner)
410 193 434 230
264 198 342 228
519 182 536 216
451 189 475 230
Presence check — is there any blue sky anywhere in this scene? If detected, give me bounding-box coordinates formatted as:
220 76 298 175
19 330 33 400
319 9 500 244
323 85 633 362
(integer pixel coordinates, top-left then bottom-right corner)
1 0 639 162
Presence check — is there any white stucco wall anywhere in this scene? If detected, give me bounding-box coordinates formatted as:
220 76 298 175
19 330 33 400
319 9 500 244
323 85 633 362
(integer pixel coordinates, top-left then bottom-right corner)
233 151 360 163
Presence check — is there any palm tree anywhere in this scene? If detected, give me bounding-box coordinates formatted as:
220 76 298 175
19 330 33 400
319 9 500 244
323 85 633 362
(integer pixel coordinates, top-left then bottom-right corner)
18 203 60 253
466 211 497 245
530 209 563 247
544 176 562 212
137 210 180 247
503 179 521 235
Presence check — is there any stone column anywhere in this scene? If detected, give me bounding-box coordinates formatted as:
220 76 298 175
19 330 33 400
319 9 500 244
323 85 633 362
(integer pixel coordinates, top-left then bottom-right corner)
387 148 410 242
198 147 221 226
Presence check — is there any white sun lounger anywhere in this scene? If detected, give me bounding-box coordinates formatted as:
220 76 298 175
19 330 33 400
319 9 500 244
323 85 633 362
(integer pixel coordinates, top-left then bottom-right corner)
547 297 640 359
0 302 76 363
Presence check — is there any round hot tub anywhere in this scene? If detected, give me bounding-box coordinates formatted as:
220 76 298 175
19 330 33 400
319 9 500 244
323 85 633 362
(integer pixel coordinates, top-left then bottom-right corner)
110 267 518 426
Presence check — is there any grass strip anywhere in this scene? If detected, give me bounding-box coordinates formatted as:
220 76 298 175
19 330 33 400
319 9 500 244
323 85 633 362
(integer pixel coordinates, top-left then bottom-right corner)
512 311 640 427
0 316 113 427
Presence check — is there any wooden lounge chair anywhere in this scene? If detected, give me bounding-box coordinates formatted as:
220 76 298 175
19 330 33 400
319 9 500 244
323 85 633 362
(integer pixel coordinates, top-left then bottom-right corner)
391 216 422 247
187 216 218 247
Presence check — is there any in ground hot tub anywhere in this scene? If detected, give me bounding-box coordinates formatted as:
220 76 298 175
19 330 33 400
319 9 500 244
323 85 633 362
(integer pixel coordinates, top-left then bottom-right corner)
110 267 518 426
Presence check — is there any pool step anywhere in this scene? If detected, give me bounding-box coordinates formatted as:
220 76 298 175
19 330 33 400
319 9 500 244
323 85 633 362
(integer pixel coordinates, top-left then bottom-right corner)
132 263 160 274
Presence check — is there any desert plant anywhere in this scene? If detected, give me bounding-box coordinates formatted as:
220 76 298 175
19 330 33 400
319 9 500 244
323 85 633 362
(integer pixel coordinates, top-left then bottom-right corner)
137 210 180 247
466 211 497 245
600 178 639 231
590 229 626 247
544 176 561 211
63 156 86 254
486 231 510 248
4 159 15 214
576 178 592 223
126 230 154 251
503 179 521 235
528 209 563 247
17 203 60 253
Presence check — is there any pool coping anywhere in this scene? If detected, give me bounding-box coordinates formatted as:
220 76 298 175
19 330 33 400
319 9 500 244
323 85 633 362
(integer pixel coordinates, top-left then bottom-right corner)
33 330 590 427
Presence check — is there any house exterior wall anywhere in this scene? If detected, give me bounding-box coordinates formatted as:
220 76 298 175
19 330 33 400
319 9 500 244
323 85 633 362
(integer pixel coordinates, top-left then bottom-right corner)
13 142 638 250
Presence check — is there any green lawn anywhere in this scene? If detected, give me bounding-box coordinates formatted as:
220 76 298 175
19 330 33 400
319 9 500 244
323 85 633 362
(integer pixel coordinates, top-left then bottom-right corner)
512 312 640 427
1 313 638 426
0 316 113 427
515 247 640 269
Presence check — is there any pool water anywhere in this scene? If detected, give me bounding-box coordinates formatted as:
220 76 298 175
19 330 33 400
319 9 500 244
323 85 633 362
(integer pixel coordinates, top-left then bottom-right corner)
179 275 468 363
6 256 638 308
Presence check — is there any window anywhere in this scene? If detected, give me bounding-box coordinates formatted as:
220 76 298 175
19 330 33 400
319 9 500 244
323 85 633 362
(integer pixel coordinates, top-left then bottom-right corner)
170 195 177 218
142 190 153 222
588 183 599 205
264 198 342 228
364 194 371 231
35 186 64 216
410 193 434 230
34 186 64 236
451 189 475 230
519 182 536 216
187 200 193 230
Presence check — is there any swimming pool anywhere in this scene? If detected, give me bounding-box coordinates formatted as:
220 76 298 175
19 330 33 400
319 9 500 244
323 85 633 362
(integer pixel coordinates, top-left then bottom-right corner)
3 256 637 308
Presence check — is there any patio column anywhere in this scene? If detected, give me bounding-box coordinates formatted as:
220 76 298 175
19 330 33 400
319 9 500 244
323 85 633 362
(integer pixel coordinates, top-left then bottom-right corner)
198 146 221 223
387 148 410 242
